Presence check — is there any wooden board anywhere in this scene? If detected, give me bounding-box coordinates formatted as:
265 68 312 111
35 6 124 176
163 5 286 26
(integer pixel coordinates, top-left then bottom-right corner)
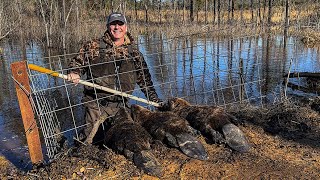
11 61 43 164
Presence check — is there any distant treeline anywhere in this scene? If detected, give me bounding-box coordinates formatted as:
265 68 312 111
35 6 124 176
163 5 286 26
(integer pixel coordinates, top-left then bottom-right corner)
98 0 319 24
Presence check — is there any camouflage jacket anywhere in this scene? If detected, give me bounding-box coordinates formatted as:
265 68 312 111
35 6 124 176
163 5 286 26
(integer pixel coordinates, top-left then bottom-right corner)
69 30 160 103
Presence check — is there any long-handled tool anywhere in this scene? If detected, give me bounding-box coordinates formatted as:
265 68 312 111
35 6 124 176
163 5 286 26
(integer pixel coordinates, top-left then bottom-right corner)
28 64 160 107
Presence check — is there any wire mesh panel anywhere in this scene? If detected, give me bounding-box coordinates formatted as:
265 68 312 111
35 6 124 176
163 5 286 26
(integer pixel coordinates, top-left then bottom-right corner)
28 60 67 159
27 56 85 159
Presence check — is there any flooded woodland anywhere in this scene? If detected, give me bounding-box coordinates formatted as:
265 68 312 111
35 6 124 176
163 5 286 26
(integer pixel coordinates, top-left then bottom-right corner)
1 0 320 179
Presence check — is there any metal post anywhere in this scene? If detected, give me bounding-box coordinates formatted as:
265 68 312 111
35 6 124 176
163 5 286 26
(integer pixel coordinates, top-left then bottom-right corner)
11 61 43 165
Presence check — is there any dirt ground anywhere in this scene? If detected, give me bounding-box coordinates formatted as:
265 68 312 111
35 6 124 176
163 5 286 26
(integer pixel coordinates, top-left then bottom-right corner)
1 98 320 179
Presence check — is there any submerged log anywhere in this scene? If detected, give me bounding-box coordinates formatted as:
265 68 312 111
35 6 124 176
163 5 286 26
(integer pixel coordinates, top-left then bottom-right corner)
283 72 320 78
284 82 320 94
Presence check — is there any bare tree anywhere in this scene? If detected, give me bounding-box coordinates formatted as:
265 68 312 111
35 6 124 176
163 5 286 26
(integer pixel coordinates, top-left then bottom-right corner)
159 0 162 23
60 0 76 52
257 0 261 24
218 0 221 26
284 0 290 39
172 0 177 23
38 0 54 50
240 0 244 23
205 0 208 24
228 0 231 24
75 0 81 42
144 3 149 23
231 0 234 23
263 0 267 22
135 0 138 21
190 0 194 22
267 0 273 27
213 0 216 24
250 0 254 23
183 0 186 24
0 0 21 40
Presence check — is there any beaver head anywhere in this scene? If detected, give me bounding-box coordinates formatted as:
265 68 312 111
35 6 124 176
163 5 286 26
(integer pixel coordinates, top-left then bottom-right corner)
130 104 151 123
166 97 191 111
112 107 133 125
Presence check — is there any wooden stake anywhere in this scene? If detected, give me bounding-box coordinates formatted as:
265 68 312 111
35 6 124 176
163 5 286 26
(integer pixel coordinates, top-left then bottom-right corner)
11 61 43 165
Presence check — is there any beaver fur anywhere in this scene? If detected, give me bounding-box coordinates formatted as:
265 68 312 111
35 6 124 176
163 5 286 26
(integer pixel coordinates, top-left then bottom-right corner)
104 107 162 177
131 104 208 160
163 97 250 153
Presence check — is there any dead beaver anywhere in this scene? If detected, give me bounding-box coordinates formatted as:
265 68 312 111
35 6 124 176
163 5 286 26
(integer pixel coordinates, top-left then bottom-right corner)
104 107 163 177
131 104 208 160
162 97 250 153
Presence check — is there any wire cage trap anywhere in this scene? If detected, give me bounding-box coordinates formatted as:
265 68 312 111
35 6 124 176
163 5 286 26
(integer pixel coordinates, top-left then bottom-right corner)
13 31 274 163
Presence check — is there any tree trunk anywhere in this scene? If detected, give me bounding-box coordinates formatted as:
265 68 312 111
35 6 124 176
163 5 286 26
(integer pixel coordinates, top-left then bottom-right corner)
205 0 208 24
218 0 221 26
228 0 231 24
284 0 289 42
196 5 199 23
62 0 66 51
214 0 216 24
18 2 26 60
172 0 175 11
111 0 114 12
251 0 254 23
183 0 185 24
284 72 320 78
75 0 80 42
190 0 194 22
263 0 267 22
172 0 176 23
257 0 261 24
240 0 243 23
267 0 272 27
144 3 148 23
231 0 234 23
135 0 138 21
159 0 162 23
38 0 53 66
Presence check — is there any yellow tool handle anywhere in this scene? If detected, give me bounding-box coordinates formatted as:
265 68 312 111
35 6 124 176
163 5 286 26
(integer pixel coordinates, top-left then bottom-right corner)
28 64 61 77
28 64 160 107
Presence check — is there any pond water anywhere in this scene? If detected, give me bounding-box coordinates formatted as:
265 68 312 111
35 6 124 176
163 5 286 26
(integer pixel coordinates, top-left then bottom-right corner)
0 33 319 170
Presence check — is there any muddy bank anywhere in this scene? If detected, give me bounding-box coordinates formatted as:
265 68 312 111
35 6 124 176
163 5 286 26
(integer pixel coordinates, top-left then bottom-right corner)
0 156 22 179
1 100 320 179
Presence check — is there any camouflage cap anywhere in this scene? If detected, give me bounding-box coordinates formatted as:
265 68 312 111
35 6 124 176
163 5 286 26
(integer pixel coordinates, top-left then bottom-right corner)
107 12 127 25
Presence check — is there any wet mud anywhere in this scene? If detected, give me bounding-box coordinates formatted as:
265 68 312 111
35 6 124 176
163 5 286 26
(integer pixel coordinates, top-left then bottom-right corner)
1 100 320 179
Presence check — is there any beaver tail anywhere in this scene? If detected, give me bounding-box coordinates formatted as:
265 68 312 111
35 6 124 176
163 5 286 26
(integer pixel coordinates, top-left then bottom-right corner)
176 133 208 160
222 123 250 153
133 150 163 177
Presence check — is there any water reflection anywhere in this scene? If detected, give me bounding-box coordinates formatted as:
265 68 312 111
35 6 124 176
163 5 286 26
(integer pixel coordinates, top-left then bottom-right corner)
1 33 320 169
142 34 319 104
